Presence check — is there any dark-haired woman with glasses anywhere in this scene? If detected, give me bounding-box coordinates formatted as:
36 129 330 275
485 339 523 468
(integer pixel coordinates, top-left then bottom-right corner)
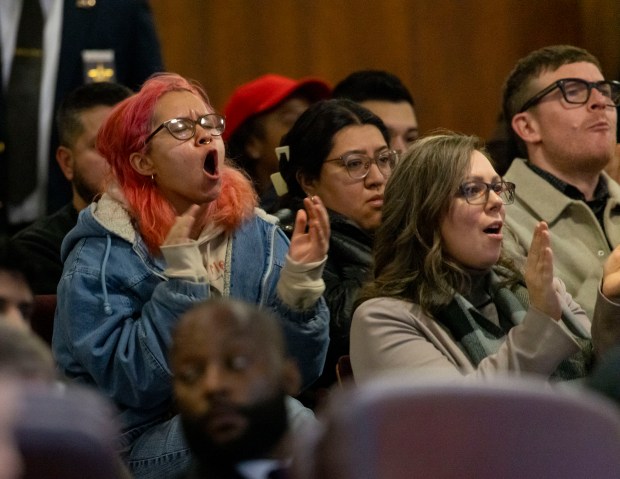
275 99 395 393
52 73 330 478
351 132 620 383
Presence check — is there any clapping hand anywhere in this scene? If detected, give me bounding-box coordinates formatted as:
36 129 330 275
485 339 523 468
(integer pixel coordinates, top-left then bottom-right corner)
524 221 561 321
602 246 620 300
288 196 330 264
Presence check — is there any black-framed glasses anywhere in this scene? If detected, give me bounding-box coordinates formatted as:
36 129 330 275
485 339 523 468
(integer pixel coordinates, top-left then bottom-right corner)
145 113 226 144
458 181 516 205
324 150 399 180
518 78 620 113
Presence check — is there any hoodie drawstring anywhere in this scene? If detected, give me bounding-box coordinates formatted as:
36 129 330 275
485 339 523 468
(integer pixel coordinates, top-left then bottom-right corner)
101 234 113 315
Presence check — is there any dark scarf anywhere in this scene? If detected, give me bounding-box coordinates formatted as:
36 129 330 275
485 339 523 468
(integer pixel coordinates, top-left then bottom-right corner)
435 269 593 380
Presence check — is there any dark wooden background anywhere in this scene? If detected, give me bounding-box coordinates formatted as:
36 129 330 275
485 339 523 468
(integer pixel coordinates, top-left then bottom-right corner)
149 0 620 141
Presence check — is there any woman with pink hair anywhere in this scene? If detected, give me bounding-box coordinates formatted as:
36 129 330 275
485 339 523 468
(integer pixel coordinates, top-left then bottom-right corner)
52 73 330 478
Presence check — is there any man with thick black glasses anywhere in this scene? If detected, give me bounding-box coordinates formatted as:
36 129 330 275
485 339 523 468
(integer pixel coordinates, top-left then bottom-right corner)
501 45 620 318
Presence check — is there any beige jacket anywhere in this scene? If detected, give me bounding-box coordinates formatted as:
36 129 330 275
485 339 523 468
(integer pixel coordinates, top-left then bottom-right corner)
350 279 620 383
503 159 620 317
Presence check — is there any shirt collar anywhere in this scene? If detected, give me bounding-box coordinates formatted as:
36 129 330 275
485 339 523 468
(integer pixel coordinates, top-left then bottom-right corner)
526 162 609 203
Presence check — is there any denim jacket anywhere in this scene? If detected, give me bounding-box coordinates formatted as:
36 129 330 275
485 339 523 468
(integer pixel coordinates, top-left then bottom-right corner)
52 199 329 436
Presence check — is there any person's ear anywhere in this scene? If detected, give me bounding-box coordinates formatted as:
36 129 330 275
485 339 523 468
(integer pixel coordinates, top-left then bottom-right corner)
245 135 264 161
56 146 75 181
297 172 317 196
282 358 302 396
129 152 156 177
511 111 542 144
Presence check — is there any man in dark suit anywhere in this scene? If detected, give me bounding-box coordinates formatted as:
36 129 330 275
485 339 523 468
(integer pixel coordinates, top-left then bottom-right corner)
0 0 164 233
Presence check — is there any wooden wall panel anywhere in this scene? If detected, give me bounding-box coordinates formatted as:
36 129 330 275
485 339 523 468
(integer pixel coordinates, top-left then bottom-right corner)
149 0 620 141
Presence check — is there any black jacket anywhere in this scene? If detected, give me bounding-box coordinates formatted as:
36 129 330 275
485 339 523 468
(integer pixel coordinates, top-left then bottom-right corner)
11 202 78 294
277 207 373 387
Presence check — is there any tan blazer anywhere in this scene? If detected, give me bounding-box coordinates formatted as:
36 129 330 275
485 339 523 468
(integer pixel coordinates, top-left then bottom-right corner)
503 158 620 317
350 279 619 383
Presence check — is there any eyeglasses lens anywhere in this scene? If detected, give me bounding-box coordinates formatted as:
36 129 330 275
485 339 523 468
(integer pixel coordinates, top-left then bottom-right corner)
167 119 194 140
462 182 515 205
199 115 226 135
494 183 515 204
561 80 620 106
343 153 397 179
163 115 226 141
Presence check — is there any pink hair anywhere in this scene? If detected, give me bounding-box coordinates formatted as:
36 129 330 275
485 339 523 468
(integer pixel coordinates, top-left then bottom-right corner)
97 73 257 252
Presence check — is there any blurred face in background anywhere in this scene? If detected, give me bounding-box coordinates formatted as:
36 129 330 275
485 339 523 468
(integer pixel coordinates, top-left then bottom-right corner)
172 309 299 466
360 100 418 153
0 271 33 331
245 96 312 193
57 105 115 211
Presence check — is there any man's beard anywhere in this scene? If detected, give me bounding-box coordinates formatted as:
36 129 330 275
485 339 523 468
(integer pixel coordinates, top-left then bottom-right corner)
181 391 289 472
72 168 99 205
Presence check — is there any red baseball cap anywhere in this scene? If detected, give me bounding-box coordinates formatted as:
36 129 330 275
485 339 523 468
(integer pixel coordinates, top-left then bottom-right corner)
222 74 331 141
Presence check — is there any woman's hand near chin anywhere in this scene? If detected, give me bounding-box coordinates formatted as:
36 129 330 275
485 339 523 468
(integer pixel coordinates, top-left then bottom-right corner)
162 204 202 246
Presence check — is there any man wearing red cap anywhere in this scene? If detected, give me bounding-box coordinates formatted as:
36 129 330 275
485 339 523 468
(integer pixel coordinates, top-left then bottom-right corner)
223 74 331 212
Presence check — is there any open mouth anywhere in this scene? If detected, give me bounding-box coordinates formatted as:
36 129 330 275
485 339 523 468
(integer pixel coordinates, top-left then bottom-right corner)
483 224 502 234
204 151 217 175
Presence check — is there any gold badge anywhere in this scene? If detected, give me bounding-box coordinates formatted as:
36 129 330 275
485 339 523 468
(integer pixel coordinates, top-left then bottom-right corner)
81 50 116 83
76 0 96 8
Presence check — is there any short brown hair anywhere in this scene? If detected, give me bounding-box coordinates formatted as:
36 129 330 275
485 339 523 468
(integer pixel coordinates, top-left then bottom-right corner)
502 45 602 123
